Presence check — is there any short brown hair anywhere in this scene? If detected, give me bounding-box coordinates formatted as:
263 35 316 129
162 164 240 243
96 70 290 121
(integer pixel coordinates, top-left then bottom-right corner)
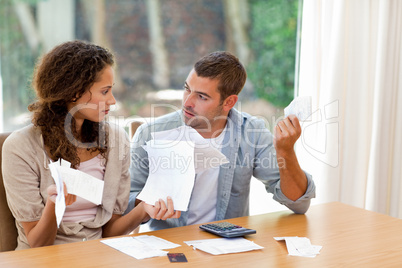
194 51 247 101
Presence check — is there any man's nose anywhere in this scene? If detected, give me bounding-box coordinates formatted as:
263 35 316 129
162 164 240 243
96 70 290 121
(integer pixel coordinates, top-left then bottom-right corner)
183 92 195 107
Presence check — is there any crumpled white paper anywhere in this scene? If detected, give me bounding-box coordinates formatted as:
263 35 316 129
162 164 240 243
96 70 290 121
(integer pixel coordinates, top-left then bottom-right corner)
274 236 322 257
284 96 312 121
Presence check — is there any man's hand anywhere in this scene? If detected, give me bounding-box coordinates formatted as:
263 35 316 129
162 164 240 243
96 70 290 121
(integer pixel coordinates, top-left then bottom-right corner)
274 115 301 154
143 196 181 220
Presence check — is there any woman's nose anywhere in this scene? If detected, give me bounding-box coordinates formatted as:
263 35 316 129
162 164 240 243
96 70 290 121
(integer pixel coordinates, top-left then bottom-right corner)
107 93 116 105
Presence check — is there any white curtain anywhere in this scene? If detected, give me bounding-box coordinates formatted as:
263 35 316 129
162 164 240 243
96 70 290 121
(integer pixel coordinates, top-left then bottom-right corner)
297 0 402 218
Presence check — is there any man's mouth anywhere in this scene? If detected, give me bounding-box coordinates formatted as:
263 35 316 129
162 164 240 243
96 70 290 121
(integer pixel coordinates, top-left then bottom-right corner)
183 109 195 118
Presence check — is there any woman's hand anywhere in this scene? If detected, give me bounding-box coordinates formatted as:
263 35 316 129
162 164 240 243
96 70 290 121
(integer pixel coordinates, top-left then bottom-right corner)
47 182 76 205
143 196 181 221
22 182 76 248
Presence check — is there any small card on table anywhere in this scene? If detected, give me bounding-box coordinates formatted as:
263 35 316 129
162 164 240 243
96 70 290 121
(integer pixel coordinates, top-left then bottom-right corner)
167 253 188 262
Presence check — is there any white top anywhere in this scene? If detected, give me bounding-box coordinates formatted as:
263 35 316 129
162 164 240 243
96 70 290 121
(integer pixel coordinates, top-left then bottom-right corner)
63 155 105 223
187 126 227 225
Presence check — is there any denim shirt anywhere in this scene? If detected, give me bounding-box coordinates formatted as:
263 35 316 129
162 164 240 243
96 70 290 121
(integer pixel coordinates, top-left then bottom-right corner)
128 108 316 230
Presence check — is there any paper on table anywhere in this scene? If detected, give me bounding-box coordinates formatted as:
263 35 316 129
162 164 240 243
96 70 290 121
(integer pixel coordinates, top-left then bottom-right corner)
133 235 181 249
48 161 66 227
101 235 180 260
284 96 312 121
184 238 264 255
151 126 229 173
137 140 196 211
274 237 322 257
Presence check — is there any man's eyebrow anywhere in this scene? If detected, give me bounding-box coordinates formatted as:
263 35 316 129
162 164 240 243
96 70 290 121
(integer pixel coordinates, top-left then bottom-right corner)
196 91 212 98
184 82 212 98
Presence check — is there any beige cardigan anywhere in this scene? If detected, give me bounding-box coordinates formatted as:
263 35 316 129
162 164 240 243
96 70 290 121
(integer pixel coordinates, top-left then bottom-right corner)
2 123 130 250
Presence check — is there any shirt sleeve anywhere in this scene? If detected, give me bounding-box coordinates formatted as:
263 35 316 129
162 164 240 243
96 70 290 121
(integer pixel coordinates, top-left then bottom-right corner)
2 132 45 222
251 120 316 214
112 127 131 215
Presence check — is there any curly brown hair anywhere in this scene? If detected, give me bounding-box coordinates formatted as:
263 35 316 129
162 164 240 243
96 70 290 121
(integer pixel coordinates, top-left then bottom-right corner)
28 40 115 168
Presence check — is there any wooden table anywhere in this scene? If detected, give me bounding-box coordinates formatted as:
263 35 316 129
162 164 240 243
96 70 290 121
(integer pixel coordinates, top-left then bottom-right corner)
1 202 401 267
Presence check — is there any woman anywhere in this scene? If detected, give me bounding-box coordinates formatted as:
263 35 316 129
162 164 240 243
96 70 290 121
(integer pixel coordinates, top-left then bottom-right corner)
2 40 179 250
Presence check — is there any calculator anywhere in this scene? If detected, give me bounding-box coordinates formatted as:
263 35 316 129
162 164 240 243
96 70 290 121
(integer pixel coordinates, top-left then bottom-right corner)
199 222 256 238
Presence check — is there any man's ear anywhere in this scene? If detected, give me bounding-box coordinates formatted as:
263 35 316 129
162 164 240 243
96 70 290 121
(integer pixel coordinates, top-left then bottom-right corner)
222 95 238 112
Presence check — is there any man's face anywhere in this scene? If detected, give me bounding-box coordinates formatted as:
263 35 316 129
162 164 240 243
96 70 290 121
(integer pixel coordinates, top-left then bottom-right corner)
182 69 227 136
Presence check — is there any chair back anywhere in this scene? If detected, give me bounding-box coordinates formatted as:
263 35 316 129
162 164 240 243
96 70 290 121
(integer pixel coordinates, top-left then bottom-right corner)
129 120 144 139
0 132 18 252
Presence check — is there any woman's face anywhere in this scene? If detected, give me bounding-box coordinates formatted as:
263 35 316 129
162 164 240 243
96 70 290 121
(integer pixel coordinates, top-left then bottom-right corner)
67 65 116 127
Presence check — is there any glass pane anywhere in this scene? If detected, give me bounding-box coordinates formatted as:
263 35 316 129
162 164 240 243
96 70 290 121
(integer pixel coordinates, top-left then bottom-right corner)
0 0 300 132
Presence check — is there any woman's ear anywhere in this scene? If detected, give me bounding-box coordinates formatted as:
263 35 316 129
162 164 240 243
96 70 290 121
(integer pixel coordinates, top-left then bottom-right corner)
222 95 238 112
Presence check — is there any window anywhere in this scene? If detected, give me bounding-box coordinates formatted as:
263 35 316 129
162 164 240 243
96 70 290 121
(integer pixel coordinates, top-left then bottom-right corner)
0 0 301 133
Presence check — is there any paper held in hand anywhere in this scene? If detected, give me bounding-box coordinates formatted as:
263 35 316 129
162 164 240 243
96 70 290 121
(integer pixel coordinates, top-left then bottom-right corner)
284 96 312 121
137 140 196 211
49 159 105 226
137 126 229 211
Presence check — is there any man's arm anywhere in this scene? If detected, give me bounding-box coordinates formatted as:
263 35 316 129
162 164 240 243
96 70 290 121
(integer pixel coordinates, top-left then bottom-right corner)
274 115 307 201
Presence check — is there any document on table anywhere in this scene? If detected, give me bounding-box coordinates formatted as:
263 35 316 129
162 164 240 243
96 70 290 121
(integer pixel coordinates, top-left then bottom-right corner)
137 140 196 211
48 159 105 226
184 238 264 255
274 237 322 257
284 96 312 121
101 235 181 259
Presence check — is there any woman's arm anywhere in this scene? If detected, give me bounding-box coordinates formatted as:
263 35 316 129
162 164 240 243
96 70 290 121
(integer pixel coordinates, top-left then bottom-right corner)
102 198 180 237
21 201 57 248
21 184 76 248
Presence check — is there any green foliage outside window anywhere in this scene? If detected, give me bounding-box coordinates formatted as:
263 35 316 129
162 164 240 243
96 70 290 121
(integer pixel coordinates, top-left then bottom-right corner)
0 0 300 131
0 0 37 129
248 0 298 108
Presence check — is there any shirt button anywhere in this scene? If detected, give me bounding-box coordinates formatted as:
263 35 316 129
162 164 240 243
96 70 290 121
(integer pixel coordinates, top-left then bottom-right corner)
83 238 87 241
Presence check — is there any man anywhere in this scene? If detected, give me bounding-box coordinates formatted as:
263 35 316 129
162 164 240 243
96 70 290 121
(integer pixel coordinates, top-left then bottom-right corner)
126 51 315 230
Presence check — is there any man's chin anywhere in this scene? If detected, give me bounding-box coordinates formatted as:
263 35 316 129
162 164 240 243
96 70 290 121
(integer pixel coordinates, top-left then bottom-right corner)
182 116 198 129
182 112 193 124
183 118 195 128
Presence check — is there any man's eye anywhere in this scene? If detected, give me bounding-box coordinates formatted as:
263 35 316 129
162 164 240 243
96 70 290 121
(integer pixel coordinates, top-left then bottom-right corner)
199 95 207 100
